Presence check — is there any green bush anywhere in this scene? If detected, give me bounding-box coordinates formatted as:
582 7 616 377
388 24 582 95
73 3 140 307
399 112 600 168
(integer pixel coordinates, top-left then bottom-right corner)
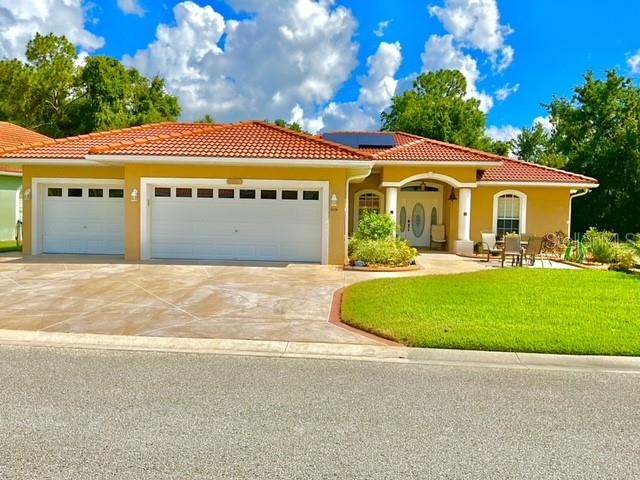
582 227 617 263
349 238 418 267
629 234 640 258
354 210 395 240
610 246 637 272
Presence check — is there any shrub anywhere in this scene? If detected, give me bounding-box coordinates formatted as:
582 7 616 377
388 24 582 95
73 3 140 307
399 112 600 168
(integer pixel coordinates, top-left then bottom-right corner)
610 246 637 272
354 210 395 240
629 234 640 258
582 227 617 263
349 238 418 267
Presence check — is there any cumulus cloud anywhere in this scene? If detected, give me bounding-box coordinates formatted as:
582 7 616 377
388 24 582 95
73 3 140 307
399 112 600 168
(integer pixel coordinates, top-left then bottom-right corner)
533 115 553 134
373 19 391 38
0 0 104 59
124 0 359 123
486 124 520 142
428 0 514 71
421 34 493 112
495 82 519 101
117 0 145 17
297 41 403 132
628 50 640 75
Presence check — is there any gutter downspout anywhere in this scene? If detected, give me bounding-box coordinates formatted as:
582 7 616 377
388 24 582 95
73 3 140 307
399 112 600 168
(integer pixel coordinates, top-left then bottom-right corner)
568 189 590 237
344 165 374 265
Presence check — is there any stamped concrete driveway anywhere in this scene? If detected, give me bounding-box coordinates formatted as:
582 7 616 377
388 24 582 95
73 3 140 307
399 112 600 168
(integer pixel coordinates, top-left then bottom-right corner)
0 253 491 345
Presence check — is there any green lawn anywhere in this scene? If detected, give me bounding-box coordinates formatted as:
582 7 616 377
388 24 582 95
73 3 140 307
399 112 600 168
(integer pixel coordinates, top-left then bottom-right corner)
342 269 640 355
0 240 21 253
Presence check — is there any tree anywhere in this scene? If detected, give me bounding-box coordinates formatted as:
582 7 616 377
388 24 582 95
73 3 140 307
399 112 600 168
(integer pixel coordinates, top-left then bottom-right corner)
196 114 214 123
510 122 567 167
274 118 304 133
381 70 498 151
548 70 640 234
0 33 180 137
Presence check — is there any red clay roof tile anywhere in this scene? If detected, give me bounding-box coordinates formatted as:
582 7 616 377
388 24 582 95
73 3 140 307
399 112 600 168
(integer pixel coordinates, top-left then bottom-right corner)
478 158 598 184
0 122 50 151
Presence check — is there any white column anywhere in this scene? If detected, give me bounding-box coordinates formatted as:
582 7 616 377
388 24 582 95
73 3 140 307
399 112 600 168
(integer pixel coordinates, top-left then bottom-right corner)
385 187 398 217
455 188 474 255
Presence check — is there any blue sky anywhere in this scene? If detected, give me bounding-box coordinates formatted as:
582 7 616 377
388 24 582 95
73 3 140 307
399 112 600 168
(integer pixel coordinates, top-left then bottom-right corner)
2 0 640 137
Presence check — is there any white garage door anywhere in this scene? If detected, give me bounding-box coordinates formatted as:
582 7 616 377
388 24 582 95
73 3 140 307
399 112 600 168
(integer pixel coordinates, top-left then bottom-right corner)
42 184 125 254
150 184 324 262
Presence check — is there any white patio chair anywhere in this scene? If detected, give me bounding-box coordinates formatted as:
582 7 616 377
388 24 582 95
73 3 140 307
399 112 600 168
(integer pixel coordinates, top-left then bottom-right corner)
431 224 447 251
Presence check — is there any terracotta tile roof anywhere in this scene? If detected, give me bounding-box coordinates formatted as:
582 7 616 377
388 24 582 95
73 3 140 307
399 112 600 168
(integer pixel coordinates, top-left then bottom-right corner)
0 122 50 151
0 123 211 159
2 121 368 161
370 136 505 162
478 158 598 185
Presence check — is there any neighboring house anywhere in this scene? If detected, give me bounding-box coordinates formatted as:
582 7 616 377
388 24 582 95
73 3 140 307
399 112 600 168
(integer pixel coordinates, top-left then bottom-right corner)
0 122 51 241
0 121 597 263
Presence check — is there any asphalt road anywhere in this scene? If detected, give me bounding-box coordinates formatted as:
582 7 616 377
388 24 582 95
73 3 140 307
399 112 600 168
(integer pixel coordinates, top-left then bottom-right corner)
1 346 639 479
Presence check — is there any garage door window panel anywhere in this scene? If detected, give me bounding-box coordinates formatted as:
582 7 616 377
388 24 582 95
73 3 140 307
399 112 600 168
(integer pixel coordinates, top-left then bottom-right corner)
197 188 214 198
219 189 235 199
240 189 256 199
68 188 83 197
303 191 319 201
282 190 298 200
109 189 124 198
155 187 171 197
176 188 192 198
261 190 277 200
48 188 62 197
88 188 103 198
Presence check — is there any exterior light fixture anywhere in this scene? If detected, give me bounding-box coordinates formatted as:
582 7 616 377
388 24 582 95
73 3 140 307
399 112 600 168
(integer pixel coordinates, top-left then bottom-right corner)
131 188 139 202
330 193 338 210
448 189 457 202
23 188 31 200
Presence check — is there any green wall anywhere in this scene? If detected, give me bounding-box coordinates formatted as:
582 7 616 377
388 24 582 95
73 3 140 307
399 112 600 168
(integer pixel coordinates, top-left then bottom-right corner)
0 175 22 241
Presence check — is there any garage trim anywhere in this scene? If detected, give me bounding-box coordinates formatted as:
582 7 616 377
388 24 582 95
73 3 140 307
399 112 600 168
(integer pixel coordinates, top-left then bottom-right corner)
30 177 125 255
139 177 330 264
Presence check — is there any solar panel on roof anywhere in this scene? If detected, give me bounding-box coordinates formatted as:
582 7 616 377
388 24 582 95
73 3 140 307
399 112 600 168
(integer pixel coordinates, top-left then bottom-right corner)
323 132 396 149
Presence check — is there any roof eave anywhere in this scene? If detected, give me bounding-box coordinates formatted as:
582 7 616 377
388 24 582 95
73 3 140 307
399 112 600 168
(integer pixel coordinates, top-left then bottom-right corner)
373 160 502 167
86 154 373 168
478 180 599 188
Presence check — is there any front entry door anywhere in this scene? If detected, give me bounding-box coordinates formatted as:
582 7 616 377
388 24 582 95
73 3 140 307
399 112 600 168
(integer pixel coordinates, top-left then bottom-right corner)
398 190 442 248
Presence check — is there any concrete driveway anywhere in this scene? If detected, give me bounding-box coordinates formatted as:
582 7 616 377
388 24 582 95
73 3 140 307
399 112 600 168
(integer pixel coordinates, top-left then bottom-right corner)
0 253 493 345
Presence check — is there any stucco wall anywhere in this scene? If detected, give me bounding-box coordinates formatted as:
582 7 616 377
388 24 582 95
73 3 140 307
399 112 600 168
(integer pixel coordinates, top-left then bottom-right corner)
0 175 22 241
22 164 349 264
470 186 571 244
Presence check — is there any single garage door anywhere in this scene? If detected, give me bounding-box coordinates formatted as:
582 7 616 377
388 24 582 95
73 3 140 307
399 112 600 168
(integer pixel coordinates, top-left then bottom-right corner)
150 185 323 262
42 184 125 254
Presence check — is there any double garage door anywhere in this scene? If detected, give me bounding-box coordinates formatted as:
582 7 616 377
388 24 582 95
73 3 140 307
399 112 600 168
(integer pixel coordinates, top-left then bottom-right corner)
40 181 324 263
149 184 323 262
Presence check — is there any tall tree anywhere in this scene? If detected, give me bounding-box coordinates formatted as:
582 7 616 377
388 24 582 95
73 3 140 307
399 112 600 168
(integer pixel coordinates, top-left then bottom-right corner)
0 33 180 137
548 70 640 234
510 122 567 168
381 70 497 151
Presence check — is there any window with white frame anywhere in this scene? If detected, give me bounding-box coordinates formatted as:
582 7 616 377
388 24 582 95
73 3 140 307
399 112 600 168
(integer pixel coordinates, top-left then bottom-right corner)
354 191 382 228
495 192 526 238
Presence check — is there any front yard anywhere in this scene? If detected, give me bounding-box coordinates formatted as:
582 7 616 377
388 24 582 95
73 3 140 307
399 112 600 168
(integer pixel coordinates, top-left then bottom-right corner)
342 269 640 355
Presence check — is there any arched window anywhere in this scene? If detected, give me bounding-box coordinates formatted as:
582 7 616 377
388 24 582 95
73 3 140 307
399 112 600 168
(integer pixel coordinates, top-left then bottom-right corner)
493 190 527 238
354 190 383 229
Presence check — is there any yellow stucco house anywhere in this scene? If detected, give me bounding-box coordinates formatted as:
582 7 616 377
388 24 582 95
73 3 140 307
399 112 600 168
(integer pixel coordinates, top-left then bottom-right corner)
0 121 598 264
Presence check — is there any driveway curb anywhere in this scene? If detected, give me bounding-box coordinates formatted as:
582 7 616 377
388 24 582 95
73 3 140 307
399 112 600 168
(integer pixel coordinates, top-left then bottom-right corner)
1 329 639 373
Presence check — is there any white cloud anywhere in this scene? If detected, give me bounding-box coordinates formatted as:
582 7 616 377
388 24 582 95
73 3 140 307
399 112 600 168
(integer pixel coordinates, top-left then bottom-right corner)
495 82 519 101
628 50 640 75
533 115 553 134
124 0 359 122
486 124 520 142
421 34 493 113
117 0 145 17
0 0 104 60
373 19 391 38
428 0 514 71
298 41 403 132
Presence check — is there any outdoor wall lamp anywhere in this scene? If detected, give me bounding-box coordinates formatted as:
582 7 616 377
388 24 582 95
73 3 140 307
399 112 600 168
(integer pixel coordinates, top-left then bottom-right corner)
23 188 31 200
330 193 338 210
448 189 457 202
131 188 139 202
